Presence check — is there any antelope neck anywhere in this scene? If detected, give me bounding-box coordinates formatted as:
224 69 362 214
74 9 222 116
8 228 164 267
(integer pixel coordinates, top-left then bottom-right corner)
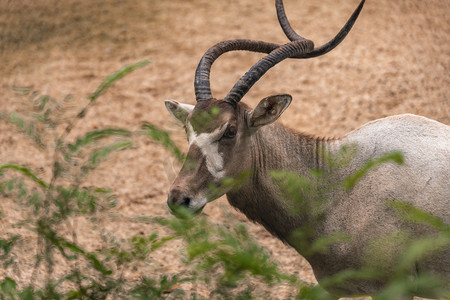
253 124 334 174
227 123 335 242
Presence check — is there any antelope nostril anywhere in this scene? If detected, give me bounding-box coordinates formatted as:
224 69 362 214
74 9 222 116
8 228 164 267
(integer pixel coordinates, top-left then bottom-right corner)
181 196 191 207
167 189 206 217
167 189 192 208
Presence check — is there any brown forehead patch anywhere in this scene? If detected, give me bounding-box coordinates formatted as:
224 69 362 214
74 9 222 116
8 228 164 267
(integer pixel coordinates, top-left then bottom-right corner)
188 100 235 134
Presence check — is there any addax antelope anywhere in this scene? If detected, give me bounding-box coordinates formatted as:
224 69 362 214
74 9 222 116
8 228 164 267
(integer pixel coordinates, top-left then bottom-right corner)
164 0 450 298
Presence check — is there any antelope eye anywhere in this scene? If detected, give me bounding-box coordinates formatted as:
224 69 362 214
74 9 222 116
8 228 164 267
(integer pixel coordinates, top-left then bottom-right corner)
223 126 237 139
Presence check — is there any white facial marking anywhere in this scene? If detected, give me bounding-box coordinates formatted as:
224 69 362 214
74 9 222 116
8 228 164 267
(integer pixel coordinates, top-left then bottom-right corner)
189 196 207 212
187 122 227 179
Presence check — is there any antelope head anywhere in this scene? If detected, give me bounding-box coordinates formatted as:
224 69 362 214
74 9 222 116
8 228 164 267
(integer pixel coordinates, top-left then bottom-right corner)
165 0 365 215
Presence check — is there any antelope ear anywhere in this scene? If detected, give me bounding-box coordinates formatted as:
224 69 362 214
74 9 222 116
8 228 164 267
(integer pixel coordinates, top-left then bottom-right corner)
248 94 292 128
165 100 194 124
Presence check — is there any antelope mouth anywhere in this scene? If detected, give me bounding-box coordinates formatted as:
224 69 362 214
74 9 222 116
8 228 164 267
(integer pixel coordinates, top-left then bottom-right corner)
167 199 207 218
167 204 206 218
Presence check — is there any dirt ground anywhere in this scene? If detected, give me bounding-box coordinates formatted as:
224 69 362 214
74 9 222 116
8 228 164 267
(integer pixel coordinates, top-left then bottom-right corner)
0 0 448 299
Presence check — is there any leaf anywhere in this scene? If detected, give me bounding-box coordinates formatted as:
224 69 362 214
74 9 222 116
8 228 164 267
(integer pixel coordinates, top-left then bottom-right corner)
18 286 35 300
140 123 185 163
387 200 450 233
33 95 53 112
0 164 49 189
89 60 151 101
305 232 352 257
68 128 132 153
83 141 133 172
4 112 45 148
151 235 176 252
1 277 17 294
37 220 112 276
397 235 450 272
85 253 113 275
12 86 31 95
342 151 404 190
0 235 21 258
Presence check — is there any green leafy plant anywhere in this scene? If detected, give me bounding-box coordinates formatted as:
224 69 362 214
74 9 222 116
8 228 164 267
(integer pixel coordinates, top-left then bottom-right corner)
156 208 297 297
0 60 187 299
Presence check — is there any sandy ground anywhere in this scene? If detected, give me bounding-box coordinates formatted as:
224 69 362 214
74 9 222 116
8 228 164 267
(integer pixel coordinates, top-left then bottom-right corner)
0 0 448 299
